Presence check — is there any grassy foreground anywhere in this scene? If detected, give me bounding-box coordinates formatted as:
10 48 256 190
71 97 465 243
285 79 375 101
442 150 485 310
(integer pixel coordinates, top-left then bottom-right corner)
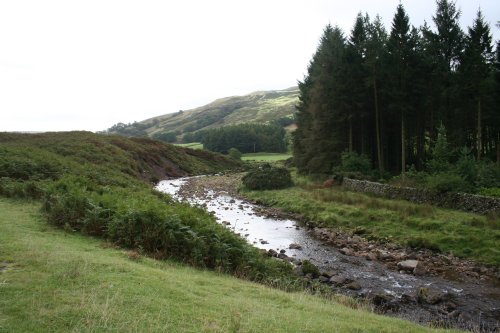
242 184 500 266
0 198 453 333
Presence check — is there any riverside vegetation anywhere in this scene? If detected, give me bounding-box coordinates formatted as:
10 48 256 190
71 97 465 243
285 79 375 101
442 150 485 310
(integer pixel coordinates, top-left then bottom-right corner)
242 169 500 267
0 131 458 332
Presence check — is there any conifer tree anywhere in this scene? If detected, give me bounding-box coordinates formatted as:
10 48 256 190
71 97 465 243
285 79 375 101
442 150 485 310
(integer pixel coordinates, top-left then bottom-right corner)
424 0 464 141
345 13 370 154
294 25 348 173
387 4 418 176
459 9 494 159
364 15 388 175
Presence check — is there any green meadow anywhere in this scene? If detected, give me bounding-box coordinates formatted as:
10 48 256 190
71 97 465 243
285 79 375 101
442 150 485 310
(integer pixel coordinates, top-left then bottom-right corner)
242 153 292 162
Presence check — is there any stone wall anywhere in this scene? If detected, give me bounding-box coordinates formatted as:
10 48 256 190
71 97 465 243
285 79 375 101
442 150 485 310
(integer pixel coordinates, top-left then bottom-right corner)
342 178 500 215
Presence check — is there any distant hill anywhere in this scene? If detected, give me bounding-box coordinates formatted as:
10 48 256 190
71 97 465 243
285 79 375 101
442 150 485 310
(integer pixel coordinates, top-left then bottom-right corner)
106 87 299 140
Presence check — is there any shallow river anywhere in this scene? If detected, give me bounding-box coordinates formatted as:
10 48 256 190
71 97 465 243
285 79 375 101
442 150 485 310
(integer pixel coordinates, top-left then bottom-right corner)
156 177 499 331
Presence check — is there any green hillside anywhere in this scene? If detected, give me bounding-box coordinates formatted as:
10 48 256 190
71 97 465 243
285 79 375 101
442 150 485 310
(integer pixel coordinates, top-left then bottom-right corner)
0 131 239 183
106 87 299 139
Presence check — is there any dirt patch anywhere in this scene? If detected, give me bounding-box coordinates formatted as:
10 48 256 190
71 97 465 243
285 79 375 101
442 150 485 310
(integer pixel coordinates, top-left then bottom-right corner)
0 262 14 273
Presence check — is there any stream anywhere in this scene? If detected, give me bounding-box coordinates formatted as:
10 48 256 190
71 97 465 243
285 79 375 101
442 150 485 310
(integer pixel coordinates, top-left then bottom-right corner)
156 176 499 332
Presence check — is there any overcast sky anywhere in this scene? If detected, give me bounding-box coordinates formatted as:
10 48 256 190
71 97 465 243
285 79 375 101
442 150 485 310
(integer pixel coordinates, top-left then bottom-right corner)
1 1 499 132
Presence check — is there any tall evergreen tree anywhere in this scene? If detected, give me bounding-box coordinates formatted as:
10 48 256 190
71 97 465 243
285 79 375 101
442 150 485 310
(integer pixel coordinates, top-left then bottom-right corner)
430 0 464 72
424 0 464 142
307 26 348 173
345 13 370 154
293 76 314 172
459 9 495 159
294 25 348 173
387 4 419 176
364 15 388 175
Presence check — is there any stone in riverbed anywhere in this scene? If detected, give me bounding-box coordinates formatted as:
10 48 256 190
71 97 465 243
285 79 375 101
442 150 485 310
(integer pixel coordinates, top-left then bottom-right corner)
277 253 288 260
413 261 427 276
329 275 347 285
397 259 419 272
345 281 362 290
321 271 336 278
267 249 278 257
417 287 450 305
318 276 330 283
289 243 303 250
339 247 354 256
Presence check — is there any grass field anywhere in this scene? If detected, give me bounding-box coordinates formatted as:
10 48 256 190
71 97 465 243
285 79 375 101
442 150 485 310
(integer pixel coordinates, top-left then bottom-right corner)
242 152 292 162
242 183 500 266
0 198 455 333
175 142 204 150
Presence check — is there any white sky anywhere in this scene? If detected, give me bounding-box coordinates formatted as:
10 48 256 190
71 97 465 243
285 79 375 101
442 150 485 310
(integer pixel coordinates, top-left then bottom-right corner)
1 0 499 132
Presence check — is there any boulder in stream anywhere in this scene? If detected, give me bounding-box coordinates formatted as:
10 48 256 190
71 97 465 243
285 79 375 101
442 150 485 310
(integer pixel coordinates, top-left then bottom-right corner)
397 259 419 272
345 281 362 290
329 275 347 286
339 247 354 256
267 249 278 257
417 287 451 305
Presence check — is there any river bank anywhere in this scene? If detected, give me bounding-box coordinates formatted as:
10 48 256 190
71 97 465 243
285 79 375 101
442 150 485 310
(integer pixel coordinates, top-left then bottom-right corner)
158 173 500 332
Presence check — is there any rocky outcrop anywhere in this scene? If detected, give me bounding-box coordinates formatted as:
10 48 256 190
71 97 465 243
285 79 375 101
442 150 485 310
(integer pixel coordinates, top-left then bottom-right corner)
342 178 500 215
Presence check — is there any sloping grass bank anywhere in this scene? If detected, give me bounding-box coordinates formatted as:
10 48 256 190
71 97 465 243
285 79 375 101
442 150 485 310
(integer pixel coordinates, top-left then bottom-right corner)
242 185 500 266
0 198 453 332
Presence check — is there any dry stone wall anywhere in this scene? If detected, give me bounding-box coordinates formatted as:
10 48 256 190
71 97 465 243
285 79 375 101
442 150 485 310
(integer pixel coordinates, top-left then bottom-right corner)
342 178 500 215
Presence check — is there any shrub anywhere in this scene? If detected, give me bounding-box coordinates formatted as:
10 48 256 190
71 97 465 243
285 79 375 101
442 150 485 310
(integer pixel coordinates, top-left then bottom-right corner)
454 147 477 184
0 153 61 180
228 148 242 160
478 187 500 198
425 172 472 194
339 151 371 174
301 260 320 278
476 161 500 189
0 178 44 199
242 164 293 190
390 165 427 187
426 125 452 173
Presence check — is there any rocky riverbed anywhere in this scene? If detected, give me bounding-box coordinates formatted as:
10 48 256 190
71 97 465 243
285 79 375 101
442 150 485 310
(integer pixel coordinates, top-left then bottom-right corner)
157 173 500 332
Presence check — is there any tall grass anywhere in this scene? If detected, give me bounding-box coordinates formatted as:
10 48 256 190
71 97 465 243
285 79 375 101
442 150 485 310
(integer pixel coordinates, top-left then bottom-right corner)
243 185 500 266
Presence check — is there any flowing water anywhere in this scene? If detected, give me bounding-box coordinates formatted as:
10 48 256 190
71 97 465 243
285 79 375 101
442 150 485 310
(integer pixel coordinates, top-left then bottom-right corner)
156 177 499 331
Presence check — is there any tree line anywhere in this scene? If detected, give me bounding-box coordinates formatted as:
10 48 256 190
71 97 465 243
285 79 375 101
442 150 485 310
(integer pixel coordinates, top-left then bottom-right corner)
185 123 287 154
294 1 499 177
